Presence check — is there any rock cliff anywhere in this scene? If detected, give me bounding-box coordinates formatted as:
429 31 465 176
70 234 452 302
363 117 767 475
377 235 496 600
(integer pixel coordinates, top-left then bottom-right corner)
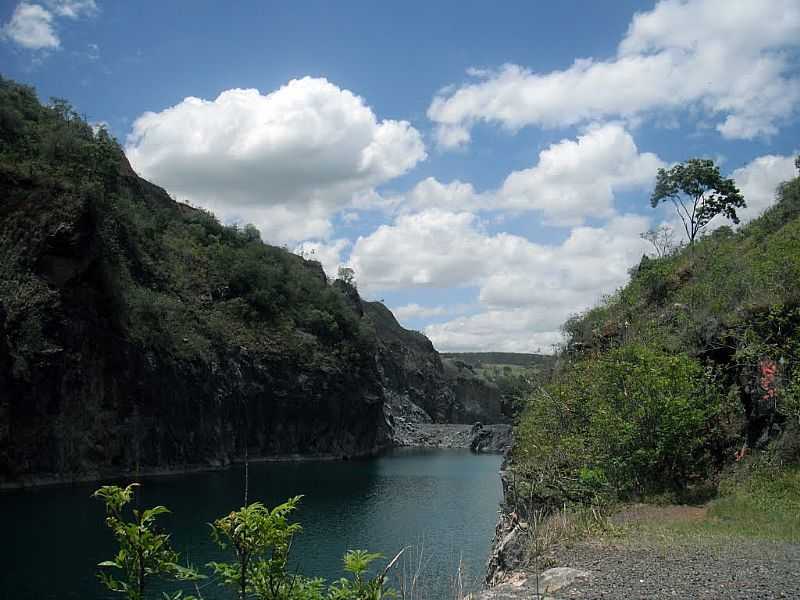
0 165 389 487
0 78 510 487
361 300 509 427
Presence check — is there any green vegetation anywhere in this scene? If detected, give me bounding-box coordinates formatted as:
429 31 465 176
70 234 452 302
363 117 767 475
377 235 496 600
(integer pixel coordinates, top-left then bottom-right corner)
93 484 203 600
627 461 800 545
511 156 800 515
515 344 724 505
95 485 399 600
650 158 745 245
442 352 553 414
0 75 373 382
440 352 552 370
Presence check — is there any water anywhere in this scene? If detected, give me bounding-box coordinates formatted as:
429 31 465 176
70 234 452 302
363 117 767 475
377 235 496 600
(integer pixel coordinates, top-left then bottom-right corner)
0 449 503 599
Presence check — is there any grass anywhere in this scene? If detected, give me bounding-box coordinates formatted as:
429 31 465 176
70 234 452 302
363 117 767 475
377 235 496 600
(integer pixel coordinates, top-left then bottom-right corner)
623 465 800 545
519 505 616 570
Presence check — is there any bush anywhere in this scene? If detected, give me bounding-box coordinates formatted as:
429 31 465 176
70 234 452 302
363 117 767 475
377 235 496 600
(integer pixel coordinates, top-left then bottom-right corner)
96 485 399 600
513 344 723 507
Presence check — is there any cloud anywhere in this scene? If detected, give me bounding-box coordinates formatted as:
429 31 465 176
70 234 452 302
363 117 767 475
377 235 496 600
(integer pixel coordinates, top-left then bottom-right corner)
661 153 799 240
349 209 650 351
46 0 96 18
732 154 799 223
428 0 800 147
349 210 491 290
1 2 59 49
1 0 97 51
125 77 426 244
396 152 798 352
379 123 662 226
392 303 450 320
424 311 565 353
497 123 663 225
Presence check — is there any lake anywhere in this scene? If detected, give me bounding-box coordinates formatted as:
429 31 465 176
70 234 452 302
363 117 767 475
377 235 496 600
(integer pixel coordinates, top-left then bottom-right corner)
0 448 503 599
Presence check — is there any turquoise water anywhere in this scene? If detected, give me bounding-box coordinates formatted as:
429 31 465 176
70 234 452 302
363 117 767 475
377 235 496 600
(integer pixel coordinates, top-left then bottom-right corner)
0 449 503 599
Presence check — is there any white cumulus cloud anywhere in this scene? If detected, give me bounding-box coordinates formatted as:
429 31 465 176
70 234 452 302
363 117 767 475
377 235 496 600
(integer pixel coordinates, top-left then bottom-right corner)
378 123 662 226
392 304 450 320
1 2 59 49
349 209 650 351
125 77 426 244
497 123 663 225
732 154 799 223
46 0 96 18
1 0 97 50
428 0 800 147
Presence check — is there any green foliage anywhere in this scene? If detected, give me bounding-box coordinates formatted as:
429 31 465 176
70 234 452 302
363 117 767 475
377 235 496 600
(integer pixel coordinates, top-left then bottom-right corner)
514 344 725 506
94 490 401 600
93 484 202 600
336 267 356 288
0 76 374 377
208 497 314 600
327 550 397 600
650 158 745 244
512 159 800 524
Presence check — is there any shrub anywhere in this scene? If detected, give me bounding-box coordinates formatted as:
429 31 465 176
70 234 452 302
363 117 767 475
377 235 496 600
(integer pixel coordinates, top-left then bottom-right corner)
514 344 723 507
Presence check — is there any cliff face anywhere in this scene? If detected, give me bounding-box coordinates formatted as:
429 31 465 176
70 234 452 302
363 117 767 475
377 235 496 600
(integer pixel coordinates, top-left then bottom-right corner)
0 167 388 486
0 78 512 486
361 301 508 425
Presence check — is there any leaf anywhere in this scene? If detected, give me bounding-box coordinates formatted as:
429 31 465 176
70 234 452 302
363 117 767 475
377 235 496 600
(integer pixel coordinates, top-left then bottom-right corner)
98 560 120 568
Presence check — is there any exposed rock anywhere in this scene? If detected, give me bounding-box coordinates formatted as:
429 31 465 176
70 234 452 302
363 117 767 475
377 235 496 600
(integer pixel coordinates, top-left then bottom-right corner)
364 301 509 426
471 567 589 599
470 422 513 453
443 360 508 423
485 512 529 587
0 165 391 487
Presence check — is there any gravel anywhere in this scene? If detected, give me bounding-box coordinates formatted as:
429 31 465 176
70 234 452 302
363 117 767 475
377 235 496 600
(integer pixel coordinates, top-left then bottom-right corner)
545 537 800 599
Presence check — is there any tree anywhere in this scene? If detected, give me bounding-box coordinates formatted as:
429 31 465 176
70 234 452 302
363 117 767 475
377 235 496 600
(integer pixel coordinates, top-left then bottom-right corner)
650 158 745 245
94 484 202 600
208 497 308 600
640 224 677 258
336 267 356 288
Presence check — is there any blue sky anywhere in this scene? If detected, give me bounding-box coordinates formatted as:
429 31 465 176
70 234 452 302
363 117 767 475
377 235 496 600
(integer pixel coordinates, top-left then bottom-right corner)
2 0 799 352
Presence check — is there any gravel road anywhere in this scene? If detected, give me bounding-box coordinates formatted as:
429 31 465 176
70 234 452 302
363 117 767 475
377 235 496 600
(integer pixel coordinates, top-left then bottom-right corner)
551 537 800 599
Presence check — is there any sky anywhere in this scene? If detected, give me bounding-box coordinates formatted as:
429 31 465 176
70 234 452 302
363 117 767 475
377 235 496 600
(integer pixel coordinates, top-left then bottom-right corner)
2 0 799 353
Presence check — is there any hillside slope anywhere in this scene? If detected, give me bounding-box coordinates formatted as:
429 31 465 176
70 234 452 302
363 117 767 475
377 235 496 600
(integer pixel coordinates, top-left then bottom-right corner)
512 158 800 506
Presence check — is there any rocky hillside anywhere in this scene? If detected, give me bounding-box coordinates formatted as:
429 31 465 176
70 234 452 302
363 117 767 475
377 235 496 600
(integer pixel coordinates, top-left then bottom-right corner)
510 157 800 509
361 300 508 425
0 77 505 487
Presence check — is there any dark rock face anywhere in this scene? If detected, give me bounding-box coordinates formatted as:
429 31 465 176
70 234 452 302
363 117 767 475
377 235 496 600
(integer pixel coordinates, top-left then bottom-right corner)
485 511 529 587
0 172 388 487
443 360 508 423
0 166 507 487
362 301 508 426
470 423 513 454
2 345 388 484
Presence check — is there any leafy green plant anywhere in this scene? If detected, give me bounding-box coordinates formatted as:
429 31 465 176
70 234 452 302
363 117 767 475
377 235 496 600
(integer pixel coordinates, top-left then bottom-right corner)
514 344 724 507
93 484 202 600
209 497 320 600
327 550 399 600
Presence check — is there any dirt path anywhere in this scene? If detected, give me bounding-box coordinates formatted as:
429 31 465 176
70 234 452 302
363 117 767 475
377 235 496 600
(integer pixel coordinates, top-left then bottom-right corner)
475 505 800 599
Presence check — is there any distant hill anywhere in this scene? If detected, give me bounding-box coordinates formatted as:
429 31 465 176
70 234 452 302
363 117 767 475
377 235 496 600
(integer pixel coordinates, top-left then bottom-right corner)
440 352 552 369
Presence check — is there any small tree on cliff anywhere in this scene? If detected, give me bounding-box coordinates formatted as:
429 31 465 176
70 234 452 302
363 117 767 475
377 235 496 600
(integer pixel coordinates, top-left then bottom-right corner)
336 266 356 288
650 158 745 245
